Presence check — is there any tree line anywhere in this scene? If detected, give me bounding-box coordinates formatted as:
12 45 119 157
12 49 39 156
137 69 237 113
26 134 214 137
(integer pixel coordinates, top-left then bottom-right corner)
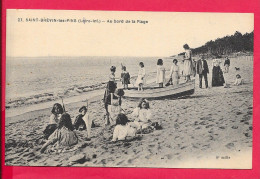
178 31 254 57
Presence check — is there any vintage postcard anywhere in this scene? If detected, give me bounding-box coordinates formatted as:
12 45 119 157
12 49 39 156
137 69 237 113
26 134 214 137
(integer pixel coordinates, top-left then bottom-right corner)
5 9 253 169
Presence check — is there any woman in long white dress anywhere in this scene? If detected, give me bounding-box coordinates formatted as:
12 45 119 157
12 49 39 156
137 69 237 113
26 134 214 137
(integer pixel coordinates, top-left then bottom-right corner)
170 59 179 86
156 59 166 88
183 44 193 82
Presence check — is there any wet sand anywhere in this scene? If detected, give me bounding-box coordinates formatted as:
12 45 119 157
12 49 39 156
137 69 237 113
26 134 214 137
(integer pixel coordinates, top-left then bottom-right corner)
5 56 253 168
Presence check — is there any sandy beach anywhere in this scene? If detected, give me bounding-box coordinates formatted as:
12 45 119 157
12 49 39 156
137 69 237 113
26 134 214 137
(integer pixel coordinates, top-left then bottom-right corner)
5 56 253 168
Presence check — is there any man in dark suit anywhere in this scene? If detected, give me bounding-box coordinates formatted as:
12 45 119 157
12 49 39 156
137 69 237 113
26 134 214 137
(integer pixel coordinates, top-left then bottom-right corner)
197 55 209 88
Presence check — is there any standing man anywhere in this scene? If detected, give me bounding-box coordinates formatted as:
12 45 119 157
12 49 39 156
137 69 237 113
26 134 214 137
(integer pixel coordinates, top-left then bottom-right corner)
224 56 230 73
197 55 209 88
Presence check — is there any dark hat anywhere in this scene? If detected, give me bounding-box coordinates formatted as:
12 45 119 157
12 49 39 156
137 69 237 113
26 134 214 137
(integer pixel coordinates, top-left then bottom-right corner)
110 66 116 71
173 59 178 63
183 44 190 49
79 106 87 112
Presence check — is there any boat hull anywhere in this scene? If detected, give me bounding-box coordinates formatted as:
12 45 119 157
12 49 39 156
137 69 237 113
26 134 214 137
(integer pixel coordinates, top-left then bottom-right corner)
123 80 195 100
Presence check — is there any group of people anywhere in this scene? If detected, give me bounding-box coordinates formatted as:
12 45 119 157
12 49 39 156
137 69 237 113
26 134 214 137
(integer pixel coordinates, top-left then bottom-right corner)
120 44 196 91
196 55 243 88
40 43 244 153
104 67 157 136
41 103 92 153
41 87 157 153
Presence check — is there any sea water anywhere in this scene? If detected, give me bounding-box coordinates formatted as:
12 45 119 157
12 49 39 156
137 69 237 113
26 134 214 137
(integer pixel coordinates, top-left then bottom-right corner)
6 56 174 108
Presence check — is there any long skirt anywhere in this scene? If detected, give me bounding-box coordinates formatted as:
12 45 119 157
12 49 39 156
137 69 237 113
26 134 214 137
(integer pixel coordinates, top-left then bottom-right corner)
183 59 193 76
212 66 225 87
171 72 179 85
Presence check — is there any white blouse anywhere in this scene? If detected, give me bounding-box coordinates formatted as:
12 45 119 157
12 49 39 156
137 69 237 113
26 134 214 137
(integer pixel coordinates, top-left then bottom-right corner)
184 49 192 60
112 124 136 141
49 114 60 124
132 107 152 123
170 64 179 75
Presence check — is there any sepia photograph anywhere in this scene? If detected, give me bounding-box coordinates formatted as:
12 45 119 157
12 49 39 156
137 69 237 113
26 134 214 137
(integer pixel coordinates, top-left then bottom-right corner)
5 9 254 168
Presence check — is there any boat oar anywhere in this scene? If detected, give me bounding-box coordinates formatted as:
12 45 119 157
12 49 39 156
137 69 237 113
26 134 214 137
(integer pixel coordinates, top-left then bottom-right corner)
61 97 66 113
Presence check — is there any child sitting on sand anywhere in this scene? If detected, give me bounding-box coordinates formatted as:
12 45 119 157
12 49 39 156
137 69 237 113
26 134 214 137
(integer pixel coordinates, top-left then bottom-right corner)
43 103 64 139
111 113 137 142
234 74 244 86
131 98 152 130
73 106 93 140
40 113 78 153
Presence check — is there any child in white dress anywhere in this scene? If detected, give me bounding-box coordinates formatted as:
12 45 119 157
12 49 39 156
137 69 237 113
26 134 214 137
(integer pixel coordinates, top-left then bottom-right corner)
234 74 243 85
156 59 166 87
169 59 179 85
131 98 152 130
135 62 146 91
112 113 137 142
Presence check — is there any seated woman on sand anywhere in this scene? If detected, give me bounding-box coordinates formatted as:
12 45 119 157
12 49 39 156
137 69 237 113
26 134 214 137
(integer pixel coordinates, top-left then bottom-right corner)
111 113 137 142
131 98 152 130
40 113 78 153
43 103 64 139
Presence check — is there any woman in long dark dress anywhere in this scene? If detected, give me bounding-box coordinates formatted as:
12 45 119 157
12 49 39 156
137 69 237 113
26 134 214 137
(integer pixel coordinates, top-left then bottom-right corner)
212 57 225 87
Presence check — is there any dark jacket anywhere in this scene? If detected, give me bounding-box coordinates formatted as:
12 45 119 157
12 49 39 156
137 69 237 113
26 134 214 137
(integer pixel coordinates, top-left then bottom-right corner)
73 114 86 130
197 59 209 74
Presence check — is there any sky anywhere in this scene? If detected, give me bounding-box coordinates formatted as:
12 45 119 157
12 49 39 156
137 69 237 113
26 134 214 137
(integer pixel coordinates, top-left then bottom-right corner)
6 10 254 57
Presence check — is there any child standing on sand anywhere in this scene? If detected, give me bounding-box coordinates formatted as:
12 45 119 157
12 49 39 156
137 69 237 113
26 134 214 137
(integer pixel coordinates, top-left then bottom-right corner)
131 98 152 130
111 113 137 142
43 103 64 139
40 113 78 153
135 62 146 91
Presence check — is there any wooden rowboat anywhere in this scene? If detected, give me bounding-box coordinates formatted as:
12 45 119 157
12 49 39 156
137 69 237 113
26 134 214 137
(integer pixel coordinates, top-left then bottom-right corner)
123 79 195 100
